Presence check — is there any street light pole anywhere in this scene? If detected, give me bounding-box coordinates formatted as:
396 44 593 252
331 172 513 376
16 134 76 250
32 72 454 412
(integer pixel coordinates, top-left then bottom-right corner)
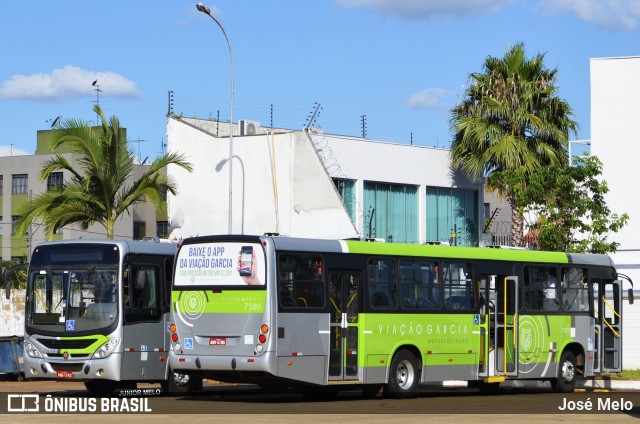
196 2 235 233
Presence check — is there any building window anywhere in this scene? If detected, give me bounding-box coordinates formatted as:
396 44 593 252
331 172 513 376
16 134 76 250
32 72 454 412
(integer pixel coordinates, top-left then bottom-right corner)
156 221 170 238
12 174 28 194
11 215 26 235
333 178 356 226
133 221 146 240
363 182 418 243
0 175 3 195
47 172 64 191
0 216 3 236
426 187 478 247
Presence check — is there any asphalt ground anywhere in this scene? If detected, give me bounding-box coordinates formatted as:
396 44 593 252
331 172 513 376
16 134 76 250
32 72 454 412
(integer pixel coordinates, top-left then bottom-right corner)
0 378 639 424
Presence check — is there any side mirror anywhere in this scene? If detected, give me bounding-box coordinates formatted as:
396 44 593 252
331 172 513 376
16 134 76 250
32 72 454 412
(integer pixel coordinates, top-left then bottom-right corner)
628 288 634 305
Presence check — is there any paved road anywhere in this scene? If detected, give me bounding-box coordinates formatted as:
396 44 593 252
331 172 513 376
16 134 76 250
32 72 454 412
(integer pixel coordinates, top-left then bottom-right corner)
1 379 639 423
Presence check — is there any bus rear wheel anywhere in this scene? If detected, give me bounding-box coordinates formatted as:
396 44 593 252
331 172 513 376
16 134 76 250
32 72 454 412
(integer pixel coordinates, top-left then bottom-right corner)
161 371 203 394
551 351 577 393
384 350 419 399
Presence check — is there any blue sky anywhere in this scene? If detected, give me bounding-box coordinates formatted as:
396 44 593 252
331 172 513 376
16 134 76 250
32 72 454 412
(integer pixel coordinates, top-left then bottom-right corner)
2 0 639 161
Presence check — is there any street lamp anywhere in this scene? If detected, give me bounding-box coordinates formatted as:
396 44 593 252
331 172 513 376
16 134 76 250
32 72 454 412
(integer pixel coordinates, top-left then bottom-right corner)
196 2 235 233
216 156 245 234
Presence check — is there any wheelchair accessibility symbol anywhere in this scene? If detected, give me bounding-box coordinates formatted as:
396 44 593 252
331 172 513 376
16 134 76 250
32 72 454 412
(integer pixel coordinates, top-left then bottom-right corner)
473 315 479 325
184 338 193 349
66 320 75 331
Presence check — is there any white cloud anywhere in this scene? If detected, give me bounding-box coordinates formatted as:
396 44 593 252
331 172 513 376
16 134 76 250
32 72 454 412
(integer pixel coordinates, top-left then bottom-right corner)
406 88 453 110
0 145 32 156
338 0 513 21
0 65 140 100
540 0 640 31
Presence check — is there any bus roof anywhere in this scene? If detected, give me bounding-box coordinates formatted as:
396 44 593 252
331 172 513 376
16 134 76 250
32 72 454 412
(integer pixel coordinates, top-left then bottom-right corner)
179 234 615 268
33 238 179 255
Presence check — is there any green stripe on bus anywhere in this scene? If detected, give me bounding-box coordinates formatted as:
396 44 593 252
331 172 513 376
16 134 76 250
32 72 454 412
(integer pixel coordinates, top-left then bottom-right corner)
54 335 109 355
172 291 267 314
343 241 569 263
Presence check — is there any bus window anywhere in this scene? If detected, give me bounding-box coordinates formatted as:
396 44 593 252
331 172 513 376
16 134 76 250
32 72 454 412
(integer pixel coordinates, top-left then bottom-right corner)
124 264 162 323
524 266 559 312
399 260 439 310
561 268 589 312
368 259 397 309
442 262 474 311
277 254 325 309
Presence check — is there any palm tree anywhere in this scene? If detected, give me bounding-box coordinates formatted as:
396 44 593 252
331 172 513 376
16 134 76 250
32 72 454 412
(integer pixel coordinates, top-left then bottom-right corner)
14 105 192 239
450 43 578 246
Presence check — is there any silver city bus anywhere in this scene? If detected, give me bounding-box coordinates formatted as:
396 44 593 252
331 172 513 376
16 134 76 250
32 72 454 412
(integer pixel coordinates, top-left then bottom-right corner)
21 239 202 395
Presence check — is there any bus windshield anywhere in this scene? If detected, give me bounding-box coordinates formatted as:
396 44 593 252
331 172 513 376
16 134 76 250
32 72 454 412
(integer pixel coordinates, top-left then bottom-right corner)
26 244 120 334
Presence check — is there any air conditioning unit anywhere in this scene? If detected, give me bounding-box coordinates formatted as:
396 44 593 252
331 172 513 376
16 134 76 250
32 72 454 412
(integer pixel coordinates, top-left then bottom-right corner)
239 120 260 136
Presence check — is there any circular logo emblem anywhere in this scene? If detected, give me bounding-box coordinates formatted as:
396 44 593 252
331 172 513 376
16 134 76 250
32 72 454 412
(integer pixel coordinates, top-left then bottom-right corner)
180 291 206 321
62 351 69 359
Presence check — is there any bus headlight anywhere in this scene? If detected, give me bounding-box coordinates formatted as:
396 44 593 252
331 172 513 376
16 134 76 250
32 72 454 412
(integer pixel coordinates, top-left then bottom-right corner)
93 338 120 359
25 342 43 358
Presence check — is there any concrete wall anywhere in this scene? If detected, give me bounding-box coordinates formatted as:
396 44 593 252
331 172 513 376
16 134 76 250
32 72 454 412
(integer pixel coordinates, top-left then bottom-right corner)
166 118 358 239
0 290 25 338
591 56 640 369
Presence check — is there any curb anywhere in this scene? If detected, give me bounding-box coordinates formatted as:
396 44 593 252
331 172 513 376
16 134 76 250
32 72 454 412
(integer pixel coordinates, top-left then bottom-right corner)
429 379 640 391
578 379 640 391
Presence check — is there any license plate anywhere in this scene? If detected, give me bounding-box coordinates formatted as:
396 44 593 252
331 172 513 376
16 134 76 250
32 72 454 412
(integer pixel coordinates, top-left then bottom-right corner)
209 337 227 346
56 370 74 379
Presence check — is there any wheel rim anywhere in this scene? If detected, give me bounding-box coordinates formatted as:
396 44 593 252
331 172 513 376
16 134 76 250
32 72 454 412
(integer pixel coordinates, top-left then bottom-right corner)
561 360 575 383
174 372 190 386
395 359 415 389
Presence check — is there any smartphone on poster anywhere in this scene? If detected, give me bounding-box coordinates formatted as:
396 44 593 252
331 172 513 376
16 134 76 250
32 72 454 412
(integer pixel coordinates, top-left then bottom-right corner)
239 246 253 276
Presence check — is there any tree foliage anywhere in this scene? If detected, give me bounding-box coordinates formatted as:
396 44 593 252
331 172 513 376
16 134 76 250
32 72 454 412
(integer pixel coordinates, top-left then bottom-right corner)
504 156 628 253
13 105 193 239
450 43 578 246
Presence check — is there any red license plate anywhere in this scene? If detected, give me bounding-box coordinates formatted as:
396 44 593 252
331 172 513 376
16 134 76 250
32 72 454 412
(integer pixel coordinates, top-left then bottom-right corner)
209 337 227 346
56 371 74 379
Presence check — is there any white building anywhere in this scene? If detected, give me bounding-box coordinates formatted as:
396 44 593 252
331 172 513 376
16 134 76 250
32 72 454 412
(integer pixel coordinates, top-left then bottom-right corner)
591 56 640 369
166 117 482 244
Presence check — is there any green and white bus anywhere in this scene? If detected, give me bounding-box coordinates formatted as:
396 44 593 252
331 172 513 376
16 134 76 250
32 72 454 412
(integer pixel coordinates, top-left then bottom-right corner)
21 239 202 395
168 234 632 397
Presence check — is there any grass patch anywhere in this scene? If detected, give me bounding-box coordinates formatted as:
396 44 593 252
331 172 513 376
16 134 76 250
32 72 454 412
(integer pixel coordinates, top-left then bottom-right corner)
591 370 640 380
618 370 640 380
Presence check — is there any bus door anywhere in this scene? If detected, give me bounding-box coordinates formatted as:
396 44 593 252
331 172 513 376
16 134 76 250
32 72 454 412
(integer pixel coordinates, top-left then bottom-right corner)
495 276 518 376
477 275 495 378
121 257 168 381
328 270 360 381
596 280 623 372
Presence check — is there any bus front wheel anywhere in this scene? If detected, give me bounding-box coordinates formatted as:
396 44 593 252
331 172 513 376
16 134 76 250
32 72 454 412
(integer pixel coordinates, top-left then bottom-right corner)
384 350 419 398
551 350 577 393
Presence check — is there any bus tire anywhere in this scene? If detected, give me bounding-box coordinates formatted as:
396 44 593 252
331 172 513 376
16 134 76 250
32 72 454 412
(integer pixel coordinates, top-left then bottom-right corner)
161 371 203 394
384 350 419 399
551 350 577 393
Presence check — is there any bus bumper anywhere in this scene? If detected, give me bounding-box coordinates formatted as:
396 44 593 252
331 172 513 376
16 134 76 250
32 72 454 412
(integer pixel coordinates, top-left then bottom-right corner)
169 351 277 375
23 353 123 382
